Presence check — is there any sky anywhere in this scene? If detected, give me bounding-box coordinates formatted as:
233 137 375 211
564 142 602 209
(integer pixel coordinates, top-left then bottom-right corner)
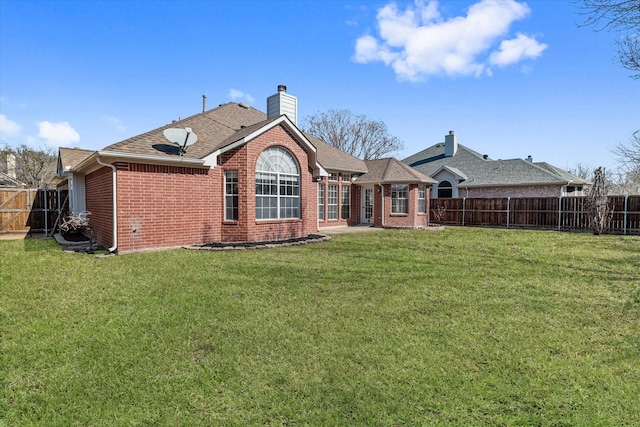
1 0 638 173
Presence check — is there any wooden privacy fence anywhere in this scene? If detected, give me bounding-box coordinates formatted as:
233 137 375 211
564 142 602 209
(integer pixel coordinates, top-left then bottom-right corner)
431 196 640 235
0 189 68 236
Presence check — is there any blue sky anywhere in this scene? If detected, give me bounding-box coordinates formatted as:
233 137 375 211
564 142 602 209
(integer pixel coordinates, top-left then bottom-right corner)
1 0 638 172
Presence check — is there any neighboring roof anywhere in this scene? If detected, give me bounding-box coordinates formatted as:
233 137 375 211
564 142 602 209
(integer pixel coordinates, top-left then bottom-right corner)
58 147 95 172
534 162 590 185
403 143 589 187
305 133 368 173
432 165 468 181
0 172 25 187
356 158 437 184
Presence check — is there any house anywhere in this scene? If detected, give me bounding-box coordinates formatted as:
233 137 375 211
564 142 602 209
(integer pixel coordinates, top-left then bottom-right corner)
403 131 590 199
1 154 26 188
54 86 435 253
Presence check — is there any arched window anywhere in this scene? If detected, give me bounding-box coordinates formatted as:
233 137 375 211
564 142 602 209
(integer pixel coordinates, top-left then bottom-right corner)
438 180 453 198
255 147 300 219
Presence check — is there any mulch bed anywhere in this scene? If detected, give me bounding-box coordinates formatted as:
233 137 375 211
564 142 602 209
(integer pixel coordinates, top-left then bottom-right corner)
187 234 330 250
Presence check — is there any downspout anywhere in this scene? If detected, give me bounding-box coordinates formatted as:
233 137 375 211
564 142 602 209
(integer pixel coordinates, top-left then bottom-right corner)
96 157 118 253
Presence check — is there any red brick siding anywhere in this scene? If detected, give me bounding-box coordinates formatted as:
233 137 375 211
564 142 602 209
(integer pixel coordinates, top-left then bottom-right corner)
350 184 362 225
241 125 317 241
382 184 429 228
115 163 218 253
85 166 114 248
103 124 318 253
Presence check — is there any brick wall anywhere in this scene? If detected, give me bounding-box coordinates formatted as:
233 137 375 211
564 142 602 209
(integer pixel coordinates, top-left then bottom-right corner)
241 125 317 241
85 166 114 248
381 183 429 228
94 124 319 253
115 163 217 253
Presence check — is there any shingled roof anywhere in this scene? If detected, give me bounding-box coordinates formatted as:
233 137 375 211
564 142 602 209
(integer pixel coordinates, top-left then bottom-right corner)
58 147 94 172
403 143 589 187
102 102 268 159
92 102 369 175
304 133 367 173
356 158 436 184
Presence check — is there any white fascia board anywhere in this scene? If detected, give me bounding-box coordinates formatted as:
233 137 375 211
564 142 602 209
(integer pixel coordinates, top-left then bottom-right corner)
68 150 206 175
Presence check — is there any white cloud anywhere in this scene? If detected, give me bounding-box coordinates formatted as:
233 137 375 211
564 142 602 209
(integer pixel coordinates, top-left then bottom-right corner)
353 0 546 81
0 114 22 138
229 89 255 104
103 114 126 132
37 121 80 146
489 33 548 67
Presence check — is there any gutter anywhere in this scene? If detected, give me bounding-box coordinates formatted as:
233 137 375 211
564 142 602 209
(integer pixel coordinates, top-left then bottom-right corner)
96 157 118 254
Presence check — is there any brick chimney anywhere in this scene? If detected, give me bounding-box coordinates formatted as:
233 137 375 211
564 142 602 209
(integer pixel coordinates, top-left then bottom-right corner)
267 85 297 125
445 130 458 157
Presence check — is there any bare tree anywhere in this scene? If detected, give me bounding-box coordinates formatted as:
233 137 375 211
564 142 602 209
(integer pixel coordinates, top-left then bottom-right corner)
566 162 596 179
608 130 640 194
302 109 404 160
578 0 640 79
0 143 57 188
586 167 614 234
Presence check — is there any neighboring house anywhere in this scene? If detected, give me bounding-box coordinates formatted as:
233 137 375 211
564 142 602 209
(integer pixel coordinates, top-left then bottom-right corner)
51 147 94 210
0 172 25 188
403 131 590 199
1 154 25 187
53 86 434 253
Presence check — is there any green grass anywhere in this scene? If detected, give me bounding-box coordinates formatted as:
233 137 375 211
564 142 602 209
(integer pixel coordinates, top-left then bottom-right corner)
2 227 639 426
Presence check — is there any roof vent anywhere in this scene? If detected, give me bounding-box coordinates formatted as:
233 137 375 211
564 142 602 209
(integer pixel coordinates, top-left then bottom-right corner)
483 154 489 160
525 155 533 163
238 102 250 109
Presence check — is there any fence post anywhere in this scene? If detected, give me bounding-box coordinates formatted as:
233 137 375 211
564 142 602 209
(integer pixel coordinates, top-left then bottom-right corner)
624 194 629 235
506 197 511 228
462 197 466 226
44 190 49 237
557 196 562 231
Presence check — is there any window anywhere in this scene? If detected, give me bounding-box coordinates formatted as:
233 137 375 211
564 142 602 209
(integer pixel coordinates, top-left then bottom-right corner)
437 181 453 198
225 170 239 221
318 183 325 220
341 185 350 219
328 173 338 181
391 184 408 214
255 147 300 220
565 186 584 196
328 184 338 220
418 185 426 213
341 173 351 182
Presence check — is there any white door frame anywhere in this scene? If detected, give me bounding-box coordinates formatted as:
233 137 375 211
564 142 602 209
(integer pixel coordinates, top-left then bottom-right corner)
361 185 374 224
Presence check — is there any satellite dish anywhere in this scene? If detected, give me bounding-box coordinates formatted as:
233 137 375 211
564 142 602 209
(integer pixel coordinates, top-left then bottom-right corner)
163 127 198 156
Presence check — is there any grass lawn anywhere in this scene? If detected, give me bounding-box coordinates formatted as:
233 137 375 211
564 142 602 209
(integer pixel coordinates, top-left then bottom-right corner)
2 227 639 426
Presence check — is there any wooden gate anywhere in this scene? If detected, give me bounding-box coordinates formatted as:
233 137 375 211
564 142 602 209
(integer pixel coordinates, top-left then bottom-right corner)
0 189 68 237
